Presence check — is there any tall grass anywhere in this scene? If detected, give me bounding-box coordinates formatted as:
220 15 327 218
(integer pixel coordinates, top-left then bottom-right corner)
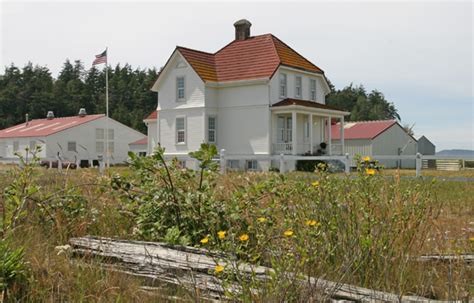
0 148 472 301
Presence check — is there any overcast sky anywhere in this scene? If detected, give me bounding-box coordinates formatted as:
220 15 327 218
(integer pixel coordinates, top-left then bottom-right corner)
1 0 473 151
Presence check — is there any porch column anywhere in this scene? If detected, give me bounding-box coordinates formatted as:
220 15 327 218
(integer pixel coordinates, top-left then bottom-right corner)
340 116 345 155
292 111 297 155
328 115 332 155
309 114 313 154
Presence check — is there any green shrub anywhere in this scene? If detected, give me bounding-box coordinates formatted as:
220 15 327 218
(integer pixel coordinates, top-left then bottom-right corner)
0 241 28 299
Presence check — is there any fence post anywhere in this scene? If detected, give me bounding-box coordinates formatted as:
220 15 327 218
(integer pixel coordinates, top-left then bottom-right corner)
344 153 350 174
279 154 285 173
220 149 226 174
416 153 422 178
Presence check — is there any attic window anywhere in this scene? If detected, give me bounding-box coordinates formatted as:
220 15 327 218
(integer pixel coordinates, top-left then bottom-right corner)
176 77 185 101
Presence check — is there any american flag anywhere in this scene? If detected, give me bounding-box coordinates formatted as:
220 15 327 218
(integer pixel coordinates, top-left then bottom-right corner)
92 49 107 65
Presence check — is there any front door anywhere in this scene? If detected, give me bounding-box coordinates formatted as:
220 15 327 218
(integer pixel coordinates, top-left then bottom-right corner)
277 116 292 143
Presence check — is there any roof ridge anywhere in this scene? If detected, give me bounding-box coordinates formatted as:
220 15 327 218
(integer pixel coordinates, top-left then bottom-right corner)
29 113 104 121
350 119 396 123
176 45 214 56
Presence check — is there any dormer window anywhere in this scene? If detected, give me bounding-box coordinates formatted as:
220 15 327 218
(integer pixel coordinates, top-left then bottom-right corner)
279 73 287 98
295 76 302 98
176 77 185 101
310 79 317 101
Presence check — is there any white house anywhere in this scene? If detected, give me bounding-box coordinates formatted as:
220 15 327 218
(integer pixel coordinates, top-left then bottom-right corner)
331 120 418 168
0 109 144 166
147 19 349 170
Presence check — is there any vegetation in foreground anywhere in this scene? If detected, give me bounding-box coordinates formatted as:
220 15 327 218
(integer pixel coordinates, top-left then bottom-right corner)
0 146 473 302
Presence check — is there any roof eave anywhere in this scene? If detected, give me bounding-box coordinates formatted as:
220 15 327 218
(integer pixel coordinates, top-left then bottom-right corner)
271 104 350 116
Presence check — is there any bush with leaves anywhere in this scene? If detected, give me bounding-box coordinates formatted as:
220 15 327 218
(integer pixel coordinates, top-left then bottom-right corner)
112 144 233 245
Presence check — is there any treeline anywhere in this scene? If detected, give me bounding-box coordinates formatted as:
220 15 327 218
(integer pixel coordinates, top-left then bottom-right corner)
326 82 400 121
0 61 158 133
0 61 400 133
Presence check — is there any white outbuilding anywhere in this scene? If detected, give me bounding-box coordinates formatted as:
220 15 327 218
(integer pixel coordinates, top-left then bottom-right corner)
331 120 418 168
0 109 144 166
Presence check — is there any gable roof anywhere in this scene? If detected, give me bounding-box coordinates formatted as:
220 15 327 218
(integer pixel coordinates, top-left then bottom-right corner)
331 120 399 140
157 34 325 85
0 114 104 139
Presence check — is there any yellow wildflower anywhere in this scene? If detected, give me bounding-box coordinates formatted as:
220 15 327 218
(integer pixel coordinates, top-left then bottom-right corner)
469 237 474 242
365 168 376 175
362 156 371 162
305 219 318 227
283 230 294 237
239 234 249 242
214 264 224 274
200 237 209 244
257 217 267 223
217 231 226 239
311 181 320 187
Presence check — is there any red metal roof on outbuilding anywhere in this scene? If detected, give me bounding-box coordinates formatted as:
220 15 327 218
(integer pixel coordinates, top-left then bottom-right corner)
0 114 104 138
129 137 148 145
331 120 397 140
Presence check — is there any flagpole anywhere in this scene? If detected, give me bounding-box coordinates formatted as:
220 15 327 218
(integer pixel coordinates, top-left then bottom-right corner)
105 47 109 169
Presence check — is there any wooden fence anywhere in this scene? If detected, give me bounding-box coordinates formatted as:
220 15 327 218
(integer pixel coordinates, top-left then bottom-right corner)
2 152 473 178
163 151 474 178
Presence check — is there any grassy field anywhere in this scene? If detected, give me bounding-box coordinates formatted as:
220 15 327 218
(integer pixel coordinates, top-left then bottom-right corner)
1 155 473 301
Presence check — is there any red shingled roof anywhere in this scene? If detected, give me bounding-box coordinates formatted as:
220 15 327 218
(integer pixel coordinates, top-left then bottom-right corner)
129 137 148 145
144 111 157 120
331 120 398 140
172 34 324 83
0 114 104 138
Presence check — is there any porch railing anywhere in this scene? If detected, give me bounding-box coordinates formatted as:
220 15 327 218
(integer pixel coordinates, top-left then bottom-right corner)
331 144 344 156
273 143 293 154
273 143 311 155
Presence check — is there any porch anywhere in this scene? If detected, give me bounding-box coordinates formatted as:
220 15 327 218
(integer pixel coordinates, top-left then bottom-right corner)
271 99 349 156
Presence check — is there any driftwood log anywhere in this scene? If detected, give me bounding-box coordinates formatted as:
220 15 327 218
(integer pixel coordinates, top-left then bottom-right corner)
69 236 462 302
417 254 473 265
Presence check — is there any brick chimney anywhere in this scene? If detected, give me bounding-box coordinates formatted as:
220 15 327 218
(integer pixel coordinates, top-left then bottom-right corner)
234 19 252 40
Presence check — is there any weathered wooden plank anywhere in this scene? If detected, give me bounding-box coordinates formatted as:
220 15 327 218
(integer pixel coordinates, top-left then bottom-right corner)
69 236 461 303
417 254 473 264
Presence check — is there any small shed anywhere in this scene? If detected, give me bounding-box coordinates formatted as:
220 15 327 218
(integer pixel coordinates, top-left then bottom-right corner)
332 120 418 168
129 137 148 157
417 136 436 155
0 110 144 166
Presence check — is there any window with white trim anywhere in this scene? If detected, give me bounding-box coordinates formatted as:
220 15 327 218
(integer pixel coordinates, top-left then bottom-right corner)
279 73 287 98
67 141 76 152
246 160 258 171
176 117 186 144
108 141 114 153
96 128 104 140
108 129 114 140
227 160 240 170
310 79 317 101
96 141 104 154
295 76 302 98
176 77 185 101
208 116 217 144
